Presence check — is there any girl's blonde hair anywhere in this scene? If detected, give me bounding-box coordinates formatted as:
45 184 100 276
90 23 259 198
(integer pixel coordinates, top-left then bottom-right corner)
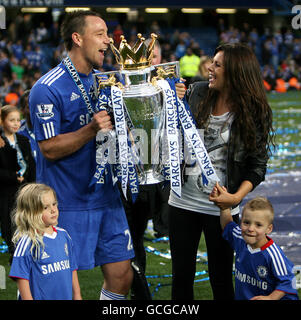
12 183 58 260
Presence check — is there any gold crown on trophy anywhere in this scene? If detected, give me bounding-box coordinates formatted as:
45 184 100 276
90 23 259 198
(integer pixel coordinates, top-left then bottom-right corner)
109 33 157 70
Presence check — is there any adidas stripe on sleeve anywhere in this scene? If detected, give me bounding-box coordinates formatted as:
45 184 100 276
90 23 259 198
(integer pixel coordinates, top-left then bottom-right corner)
9 236 32 280
222 221 245 252
266 243 288 276
13 235 30 258
265 243 298 296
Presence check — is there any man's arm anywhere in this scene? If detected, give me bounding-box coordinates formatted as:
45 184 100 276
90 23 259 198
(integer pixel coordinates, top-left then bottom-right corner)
39 110 112 161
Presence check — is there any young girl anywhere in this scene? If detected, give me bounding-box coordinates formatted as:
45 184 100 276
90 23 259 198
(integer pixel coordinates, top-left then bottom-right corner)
0 105 36 257
9 183 82 300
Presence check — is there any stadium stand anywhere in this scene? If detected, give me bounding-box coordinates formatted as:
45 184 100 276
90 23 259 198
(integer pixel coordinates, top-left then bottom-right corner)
0 9 300 106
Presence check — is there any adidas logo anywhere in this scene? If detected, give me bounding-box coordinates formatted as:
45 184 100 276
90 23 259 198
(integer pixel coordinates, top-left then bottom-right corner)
70 92 80 101
41 251 50 259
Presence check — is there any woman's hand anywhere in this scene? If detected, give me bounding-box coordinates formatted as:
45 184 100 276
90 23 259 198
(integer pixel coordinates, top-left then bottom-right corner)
209 182 239 210
175 79 186 99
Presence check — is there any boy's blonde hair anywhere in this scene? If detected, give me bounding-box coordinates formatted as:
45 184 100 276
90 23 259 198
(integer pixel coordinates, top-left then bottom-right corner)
242 197 274 224
12 183 57 260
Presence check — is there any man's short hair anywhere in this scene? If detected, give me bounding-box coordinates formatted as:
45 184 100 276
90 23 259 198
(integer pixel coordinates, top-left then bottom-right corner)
60 10 102 51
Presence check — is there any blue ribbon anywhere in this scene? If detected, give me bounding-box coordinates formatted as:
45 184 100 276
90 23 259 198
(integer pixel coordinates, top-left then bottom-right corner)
95 81 140 201
167 77 220 190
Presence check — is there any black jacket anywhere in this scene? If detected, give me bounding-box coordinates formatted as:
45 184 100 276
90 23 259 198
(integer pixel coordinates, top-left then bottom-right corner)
0 132 36 195
184 81 268 195
0 131 35 253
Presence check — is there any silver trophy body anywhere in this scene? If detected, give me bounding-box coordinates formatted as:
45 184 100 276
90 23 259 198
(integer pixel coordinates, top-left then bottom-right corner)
93 62 179 185
121 67 165 184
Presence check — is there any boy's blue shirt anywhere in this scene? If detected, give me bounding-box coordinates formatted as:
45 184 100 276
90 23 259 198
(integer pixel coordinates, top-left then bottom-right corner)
223 221 299 300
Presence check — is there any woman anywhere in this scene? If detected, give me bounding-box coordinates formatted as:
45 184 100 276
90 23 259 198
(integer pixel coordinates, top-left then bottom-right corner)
169 43 275 300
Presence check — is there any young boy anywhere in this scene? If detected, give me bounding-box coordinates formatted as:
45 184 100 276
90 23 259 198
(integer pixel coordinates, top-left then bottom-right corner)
210 183 299 300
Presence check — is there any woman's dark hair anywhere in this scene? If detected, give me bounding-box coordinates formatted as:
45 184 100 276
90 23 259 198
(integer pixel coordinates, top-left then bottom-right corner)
60 10 102 51
195 42 275 154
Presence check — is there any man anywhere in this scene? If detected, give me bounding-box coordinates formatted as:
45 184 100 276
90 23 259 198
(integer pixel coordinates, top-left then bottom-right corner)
121 39 186 300
119 39 165 300
179 47 201 87
29 10 134 300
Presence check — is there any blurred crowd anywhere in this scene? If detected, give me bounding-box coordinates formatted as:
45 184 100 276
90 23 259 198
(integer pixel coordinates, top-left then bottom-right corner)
0 14 300 107
217 20 301 92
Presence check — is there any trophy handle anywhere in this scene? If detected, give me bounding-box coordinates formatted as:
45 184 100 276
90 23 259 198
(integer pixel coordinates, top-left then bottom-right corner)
151 61 180 78
93 70 123 95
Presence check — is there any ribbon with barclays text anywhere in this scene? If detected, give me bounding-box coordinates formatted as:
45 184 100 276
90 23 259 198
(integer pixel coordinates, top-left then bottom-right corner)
168 78 220 190
157 79 182 198
111 85 129 199
106 85 139 201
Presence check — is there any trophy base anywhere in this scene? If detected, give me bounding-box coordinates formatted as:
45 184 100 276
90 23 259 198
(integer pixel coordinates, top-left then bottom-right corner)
138 170 165 185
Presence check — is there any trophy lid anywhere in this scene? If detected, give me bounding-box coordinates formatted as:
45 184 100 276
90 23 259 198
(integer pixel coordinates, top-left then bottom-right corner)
110 33 157 70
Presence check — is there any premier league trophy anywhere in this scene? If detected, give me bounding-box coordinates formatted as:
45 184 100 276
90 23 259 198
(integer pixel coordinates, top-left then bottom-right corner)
94 33 179 186
93 33 220 199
